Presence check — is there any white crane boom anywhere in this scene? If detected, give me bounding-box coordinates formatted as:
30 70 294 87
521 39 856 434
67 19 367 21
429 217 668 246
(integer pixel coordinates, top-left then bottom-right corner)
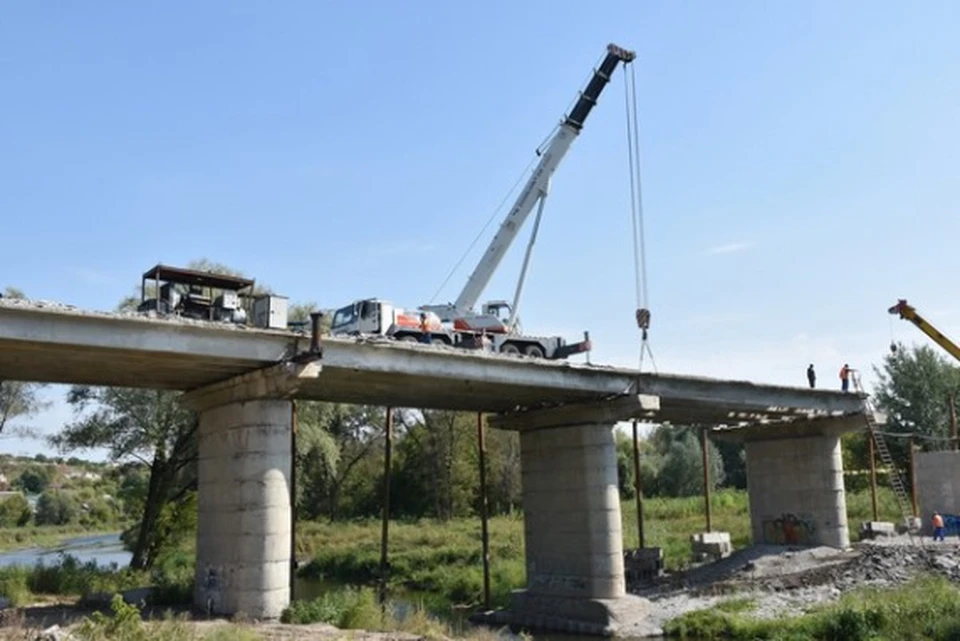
451 43 636 315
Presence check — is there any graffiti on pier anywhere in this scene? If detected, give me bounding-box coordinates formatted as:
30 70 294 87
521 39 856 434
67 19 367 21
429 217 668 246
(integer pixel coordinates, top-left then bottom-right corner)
762 513 817 545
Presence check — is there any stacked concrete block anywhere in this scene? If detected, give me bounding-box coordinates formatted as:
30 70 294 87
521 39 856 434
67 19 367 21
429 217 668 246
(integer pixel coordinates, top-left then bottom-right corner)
194 399 292 619
859 521 896 540
691 531 732 561
624 547 664 583
745 434 850 548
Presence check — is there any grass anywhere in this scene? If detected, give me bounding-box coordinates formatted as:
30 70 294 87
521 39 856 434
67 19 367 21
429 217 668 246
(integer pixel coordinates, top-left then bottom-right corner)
295 488 904 612
663 574 960 640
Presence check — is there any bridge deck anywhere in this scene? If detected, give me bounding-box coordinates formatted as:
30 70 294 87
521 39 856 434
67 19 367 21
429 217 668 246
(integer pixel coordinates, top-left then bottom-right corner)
0 300 863 421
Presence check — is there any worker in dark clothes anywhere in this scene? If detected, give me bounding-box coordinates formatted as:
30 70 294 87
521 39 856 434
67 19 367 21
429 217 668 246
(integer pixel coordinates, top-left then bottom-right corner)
840 364 852 392
807 364 816 389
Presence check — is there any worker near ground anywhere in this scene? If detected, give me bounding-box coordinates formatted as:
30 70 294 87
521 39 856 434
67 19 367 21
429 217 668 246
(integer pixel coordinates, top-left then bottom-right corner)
807 364 816 388
419 313 432 344
933 511 946 541
839 364 852 392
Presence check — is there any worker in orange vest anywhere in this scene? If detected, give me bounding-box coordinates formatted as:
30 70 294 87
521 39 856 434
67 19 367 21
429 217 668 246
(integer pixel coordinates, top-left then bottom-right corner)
419 313 432 345
839 364 852 392
932 511 945 542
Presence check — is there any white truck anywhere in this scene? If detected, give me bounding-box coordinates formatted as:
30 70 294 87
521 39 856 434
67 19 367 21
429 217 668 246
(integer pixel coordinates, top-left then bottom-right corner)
330 43 636 359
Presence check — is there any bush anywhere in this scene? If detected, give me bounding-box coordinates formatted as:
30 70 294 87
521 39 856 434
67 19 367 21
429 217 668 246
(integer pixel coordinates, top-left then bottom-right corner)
35 490 78 526
14 466 50 494
281 587 382 629
0 493 32 527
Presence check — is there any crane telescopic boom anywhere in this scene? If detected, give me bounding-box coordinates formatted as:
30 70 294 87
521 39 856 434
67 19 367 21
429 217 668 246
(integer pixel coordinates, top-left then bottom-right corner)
431 44 636 323
889 299 960 362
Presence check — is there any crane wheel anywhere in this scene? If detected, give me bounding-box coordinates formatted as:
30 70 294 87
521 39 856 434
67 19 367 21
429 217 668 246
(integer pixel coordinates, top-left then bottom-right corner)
500 343 521 355
399 335 419 343
523 345 545 358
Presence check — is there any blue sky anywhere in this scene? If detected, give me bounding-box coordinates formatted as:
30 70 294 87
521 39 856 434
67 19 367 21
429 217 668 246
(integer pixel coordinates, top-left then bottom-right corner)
3 2 960 459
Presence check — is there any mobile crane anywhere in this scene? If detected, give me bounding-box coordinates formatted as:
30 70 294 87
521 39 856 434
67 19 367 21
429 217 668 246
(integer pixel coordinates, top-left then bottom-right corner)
330 43 637 358
888 299 960 362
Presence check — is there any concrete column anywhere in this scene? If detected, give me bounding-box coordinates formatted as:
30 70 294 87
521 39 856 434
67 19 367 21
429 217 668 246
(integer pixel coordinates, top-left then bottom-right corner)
745 434 849 548
915 450 960 535
519 423 625 599
194 398 292 619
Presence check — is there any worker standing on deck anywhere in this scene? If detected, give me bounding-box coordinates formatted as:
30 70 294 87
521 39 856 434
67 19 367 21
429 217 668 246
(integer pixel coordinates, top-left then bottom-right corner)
933 511 946 541
840 364 852 392
419 313 432 344
807 364 816 389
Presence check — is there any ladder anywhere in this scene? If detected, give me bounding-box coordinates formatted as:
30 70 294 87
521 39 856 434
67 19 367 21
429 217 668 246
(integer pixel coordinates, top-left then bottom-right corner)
851 371 914 529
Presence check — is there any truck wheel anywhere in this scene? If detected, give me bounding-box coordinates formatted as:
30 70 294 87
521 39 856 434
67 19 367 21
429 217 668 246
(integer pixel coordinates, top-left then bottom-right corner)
500 343 521 355
398 335 419 343
524 345 545 358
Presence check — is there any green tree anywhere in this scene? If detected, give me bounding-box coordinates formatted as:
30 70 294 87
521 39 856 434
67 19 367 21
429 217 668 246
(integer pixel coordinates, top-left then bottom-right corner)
295 403 384 521
873 343 960 460
0 494 32 527
14 466 50 494
35 491 78 526
646 426 726 497
52 387 197 569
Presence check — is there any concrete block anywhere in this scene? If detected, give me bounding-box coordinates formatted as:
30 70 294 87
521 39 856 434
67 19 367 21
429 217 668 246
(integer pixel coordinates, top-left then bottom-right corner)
859 521 896 540
624 547 663 583
691 531 732 560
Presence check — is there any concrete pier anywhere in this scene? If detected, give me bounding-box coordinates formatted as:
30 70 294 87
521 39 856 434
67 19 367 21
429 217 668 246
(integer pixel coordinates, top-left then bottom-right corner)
746 435 849 547
488 399 659 635
194 398 292 618
716 417 864 549
182 362 320 619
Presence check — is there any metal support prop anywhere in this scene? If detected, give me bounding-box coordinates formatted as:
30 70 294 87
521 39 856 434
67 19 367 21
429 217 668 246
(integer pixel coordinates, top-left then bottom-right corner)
951 394 958 451
632 419 645 548
379 407 393 604
909 436 919 518
290 400 298 599
701 427 712 532
868 431 879 522
477 412 492 611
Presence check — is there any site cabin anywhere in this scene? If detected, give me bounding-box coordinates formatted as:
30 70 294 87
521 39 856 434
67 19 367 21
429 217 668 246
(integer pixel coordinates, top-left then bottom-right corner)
137 264 288 329
329 298 590 360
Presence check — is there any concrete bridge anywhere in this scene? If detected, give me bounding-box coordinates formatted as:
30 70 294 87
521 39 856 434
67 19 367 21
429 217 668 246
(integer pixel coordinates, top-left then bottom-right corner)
0 299 866 632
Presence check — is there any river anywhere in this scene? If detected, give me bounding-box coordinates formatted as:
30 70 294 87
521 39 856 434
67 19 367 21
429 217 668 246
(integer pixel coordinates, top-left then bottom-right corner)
0 535 665 640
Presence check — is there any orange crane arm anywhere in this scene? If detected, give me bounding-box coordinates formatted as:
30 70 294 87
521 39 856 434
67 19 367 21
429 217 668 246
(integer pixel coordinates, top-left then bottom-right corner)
889 299 960 363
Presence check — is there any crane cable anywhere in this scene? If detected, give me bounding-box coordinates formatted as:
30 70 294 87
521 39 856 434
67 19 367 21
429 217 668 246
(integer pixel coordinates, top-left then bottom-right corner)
623 60 656 372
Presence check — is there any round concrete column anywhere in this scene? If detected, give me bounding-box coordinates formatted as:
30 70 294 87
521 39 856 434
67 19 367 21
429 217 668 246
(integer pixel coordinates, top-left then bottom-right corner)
194 399 291 619
519 423 625 599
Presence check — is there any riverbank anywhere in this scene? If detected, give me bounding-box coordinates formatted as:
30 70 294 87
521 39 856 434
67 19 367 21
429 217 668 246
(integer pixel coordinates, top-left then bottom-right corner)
0 526 124 555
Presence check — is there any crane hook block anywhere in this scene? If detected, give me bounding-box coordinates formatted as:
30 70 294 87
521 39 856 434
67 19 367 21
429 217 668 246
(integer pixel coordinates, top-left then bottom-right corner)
635 308 651 331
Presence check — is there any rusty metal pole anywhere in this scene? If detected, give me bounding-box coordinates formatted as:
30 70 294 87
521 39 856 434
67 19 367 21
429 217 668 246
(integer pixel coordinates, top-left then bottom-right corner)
950 394 958 451
868 432 878 522
909 436 919 518
701 427 712 533
632 419 645 548
477 413 491 611
290 400 298 599
379 407 393 604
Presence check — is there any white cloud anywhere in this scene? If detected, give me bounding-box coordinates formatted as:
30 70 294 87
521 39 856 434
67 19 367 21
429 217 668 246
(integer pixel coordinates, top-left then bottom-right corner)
705 241 753 255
